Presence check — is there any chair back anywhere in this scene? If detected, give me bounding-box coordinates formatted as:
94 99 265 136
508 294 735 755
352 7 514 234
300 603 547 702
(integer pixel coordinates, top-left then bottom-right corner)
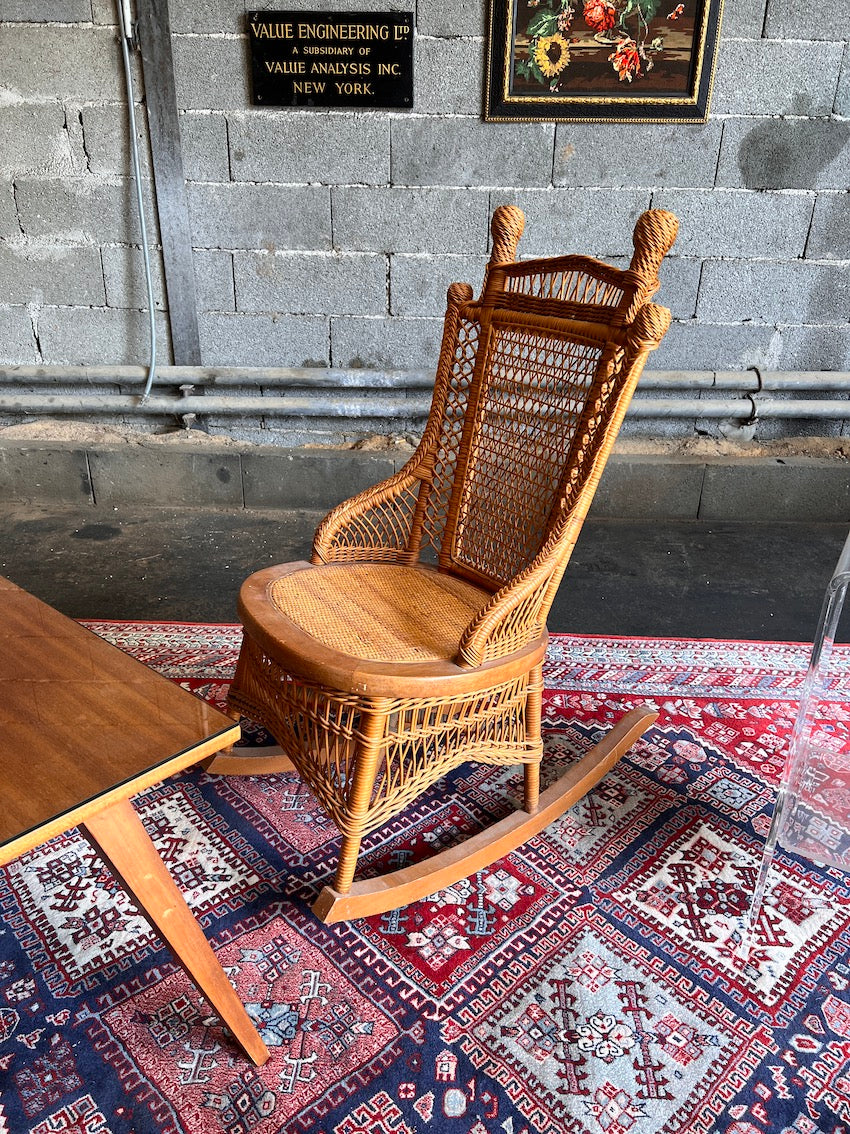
419 206 678 593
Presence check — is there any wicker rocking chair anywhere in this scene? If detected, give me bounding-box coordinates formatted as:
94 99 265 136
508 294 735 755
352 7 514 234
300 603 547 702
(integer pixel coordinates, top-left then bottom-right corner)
207 204 678 923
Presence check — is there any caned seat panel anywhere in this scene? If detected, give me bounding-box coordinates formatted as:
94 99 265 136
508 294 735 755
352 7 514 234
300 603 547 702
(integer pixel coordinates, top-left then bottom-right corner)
268 563 491 663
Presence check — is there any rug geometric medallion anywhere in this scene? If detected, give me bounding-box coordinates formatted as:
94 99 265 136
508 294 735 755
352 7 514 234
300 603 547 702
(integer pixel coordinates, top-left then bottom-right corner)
1 623 849 1134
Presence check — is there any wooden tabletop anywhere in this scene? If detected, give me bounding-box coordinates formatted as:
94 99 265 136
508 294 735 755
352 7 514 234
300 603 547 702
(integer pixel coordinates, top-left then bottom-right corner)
0 576 239 865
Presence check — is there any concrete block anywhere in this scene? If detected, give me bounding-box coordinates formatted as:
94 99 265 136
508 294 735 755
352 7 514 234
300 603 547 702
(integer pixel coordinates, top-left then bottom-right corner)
88 445 243 507
779 325 850 370
418 0 485 37
101 244 166 310
0 105 82 178
15 177 160 244
764 0 848 40
330 315 443 369
0 26 131 102
656 258 702 322
195 250 236 312
489 189 650 258
836 49 850 116
0 308 37 364
80 105 152 178
390 253 488 316
228 112 389 185
392 119 554 187
650 189 814 259
555 122 722 189
590 456 704 519
719 0 767 37
90 0 115 23
806 193 850 259
179 113 230 182
752 416 844 442
169 0 246 34
173 34 252 111
0 242 106 306
697 261 850 325
0 442 93 504
333 187 490 252
0 182 19 237
652 320 782 370
716 118 850 191
242 448 395 509
415 36 483 115
700 459 850 522
234 252 386 315
36 306 172 366
188 183 331 250
0 0 92 21
102 244 232 313
710 39 843 116
198 312 329 366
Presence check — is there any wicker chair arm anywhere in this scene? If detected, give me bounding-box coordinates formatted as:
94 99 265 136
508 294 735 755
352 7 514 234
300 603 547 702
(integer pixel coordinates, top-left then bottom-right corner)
312 458 433 564
455 532 572 668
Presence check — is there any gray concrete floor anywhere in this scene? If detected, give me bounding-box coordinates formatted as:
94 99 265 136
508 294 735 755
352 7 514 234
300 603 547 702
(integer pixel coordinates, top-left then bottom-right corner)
0 503 847 641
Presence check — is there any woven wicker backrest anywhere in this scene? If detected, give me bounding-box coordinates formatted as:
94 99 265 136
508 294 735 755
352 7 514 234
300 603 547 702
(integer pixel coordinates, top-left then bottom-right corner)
419 206 678 592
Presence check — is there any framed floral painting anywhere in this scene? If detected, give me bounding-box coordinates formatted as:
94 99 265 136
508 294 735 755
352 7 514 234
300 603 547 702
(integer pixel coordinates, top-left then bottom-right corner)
484 0 724 121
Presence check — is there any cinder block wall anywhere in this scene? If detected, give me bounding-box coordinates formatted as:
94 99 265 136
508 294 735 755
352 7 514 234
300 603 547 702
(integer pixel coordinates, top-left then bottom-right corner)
0 0 849 374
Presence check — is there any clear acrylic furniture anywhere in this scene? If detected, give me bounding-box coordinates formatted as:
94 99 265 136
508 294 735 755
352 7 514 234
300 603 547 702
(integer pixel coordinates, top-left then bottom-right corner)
744 527 850 954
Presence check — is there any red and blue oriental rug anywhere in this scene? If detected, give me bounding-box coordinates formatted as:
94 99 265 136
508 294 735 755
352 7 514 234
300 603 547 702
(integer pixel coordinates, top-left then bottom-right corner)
1 624 849 1134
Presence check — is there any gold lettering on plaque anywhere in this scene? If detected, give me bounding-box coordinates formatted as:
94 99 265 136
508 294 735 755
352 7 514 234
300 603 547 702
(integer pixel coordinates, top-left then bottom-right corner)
335 81 374 95
265 59 306 73
250 21 294 38
298 21 388 40
311 61 371 75
377 62 400 75
293 81 326 93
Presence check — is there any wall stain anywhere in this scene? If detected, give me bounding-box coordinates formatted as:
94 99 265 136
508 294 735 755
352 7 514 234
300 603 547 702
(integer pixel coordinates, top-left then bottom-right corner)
737 119 850 189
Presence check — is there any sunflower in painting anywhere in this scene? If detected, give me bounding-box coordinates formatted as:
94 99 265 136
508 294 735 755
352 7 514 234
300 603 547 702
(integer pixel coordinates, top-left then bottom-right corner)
534 33 571 77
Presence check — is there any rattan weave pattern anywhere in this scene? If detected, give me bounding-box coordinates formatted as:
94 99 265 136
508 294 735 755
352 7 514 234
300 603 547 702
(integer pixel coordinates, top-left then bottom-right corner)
421 313 481 556
268 564 490 663
313 476 422 564
504 257 625 308
453 318 604 587
228 632 541 839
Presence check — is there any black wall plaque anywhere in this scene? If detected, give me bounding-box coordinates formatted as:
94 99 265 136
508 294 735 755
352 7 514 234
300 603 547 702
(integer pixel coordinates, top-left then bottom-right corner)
248 11 413 108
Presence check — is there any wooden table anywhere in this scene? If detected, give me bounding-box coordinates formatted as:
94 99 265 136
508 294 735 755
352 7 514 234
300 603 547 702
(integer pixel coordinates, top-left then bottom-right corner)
0 577 269 1066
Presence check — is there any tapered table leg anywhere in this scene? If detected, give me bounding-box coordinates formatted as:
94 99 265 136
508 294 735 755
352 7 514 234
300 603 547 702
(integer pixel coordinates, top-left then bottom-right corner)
82 797 269 1066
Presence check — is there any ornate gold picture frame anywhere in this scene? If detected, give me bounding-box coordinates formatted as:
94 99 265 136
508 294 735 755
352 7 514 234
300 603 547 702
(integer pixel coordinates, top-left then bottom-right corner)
485 0 724 122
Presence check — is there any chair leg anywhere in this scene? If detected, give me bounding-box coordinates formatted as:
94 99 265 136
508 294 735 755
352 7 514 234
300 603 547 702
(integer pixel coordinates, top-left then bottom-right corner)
524 663 544 814
331 703 389 896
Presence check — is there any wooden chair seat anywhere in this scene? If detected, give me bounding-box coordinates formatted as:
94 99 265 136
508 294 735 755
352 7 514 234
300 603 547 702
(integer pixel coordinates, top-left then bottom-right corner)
209 203 680 923
264 562 491 664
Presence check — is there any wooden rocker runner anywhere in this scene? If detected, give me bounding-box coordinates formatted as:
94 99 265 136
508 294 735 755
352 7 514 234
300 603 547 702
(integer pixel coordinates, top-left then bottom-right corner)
206 204 679 923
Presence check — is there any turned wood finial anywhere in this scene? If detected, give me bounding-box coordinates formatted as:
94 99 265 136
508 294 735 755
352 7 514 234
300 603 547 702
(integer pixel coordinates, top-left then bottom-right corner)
490 205 525 264
629 209 679 282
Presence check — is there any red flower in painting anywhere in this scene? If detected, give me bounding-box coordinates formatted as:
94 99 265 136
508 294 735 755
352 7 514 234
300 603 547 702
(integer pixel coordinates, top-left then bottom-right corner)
609 37 641 81
583 0 618 32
